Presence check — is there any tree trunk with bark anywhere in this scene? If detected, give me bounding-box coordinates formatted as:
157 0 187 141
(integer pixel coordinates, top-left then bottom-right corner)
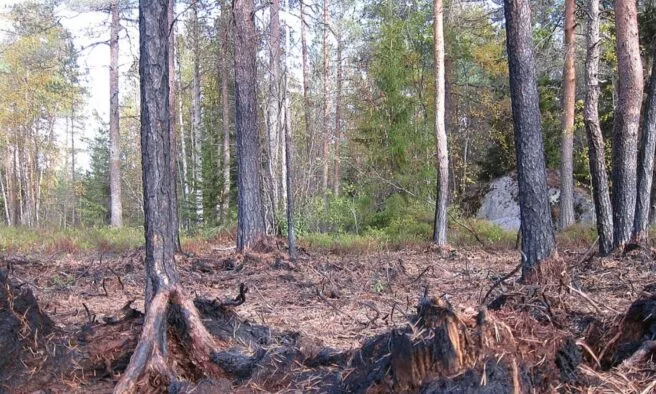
0 163 8 225
115 2 230 391
650 177 656 225
333 23 343 197
633 46 656 243
584 0 614 255
300 0 312 170
322 0 330 201
612 0 643 249
220 3 231 223
176 31 190 217
504 0 557 279
192 0 203 221
267 0 282 224
283 0 296 259
558 0 576 230
433 0 449 246
234 0 265 251
168 0 181 251
109 1 123 228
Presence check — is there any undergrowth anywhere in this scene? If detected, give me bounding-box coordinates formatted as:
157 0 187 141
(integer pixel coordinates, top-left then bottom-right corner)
300 218 520 254
300 220 603 254
0 218 604 256
0 227 144 255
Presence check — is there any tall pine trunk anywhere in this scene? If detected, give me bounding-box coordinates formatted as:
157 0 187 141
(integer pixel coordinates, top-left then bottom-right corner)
70 110 76 226
168 0 181 251
234 0 265 251
504 0 557 279
633 47 656 243
333 24 343 197
220 3 231 223
433 0 449 246
584 0 613 255
284 0 296 259
192 0 203 221
136 0 178 311
109 1 123 228
115 3 228 389
558 0 576 230
267 0 282 222
322 0 330 201
612 0 644 249
176 33 190 213
300 0 312 171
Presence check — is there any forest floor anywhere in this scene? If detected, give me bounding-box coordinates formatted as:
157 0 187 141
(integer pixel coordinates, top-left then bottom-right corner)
2 233 656 393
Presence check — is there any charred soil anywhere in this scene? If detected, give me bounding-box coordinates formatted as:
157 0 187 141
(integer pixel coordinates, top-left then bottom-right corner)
1 240 656 393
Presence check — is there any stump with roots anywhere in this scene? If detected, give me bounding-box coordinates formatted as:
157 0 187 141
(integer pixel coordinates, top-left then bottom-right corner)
113 285 230 393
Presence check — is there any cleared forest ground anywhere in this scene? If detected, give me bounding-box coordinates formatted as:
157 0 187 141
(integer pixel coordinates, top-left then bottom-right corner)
2 235 656 393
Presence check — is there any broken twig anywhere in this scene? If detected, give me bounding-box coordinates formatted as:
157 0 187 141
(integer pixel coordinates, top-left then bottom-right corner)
481 261 522 305
219 283 248 307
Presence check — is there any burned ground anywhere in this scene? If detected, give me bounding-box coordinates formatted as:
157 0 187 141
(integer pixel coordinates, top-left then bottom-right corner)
1 240 656 393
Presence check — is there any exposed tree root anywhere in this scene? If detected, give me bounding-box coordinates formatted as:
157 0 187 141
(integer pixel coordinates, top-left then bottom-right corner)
520 255 567 285
113 286 228 393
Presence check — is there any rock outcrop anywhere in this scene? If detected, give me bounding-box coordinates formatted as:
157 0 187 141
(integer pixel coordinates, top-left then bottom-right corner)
476 171 596 230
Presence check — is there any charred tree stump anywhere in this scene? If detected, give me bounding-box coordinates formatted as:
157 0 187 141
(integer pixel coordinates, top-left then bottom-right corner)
0 270 57 388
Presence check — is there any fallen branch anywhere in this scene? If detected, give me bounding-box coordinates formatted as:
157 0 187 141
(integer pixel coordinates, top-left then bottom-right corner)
82 303 96 324
109 268 124 290
358 301 381 327
213 245 237 252
219 283 248 308
315 289 356 323
481 261 522 305
575 237 599 266
102 278 109 297
567 284 619 314
448 213 487 248
576 339 601 368
413 266 433 283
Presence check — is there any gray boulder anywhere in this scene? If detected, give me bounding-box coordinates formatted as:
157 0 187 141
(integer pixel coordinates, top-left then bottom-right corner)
476 173 596 230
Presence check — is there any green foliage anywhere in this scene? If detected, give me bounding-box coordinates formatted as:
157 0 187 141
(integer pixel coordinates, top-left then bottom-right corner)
297 194 361 234
371 278 385 294
80 127 110 227
0 226 143 254
201 124 221 227
50 273 75 289
448 218 516 249
0 1 85 227
556 223 598 246
537 76 563 169
370 194 433 237
639 1 656 53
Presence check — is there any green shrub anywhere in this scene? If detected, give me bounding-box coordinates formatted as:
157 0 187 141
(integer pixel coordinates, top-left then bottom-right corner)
556 224 597 247
300 231 390 254
448 219 516 248
0 226 143 254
